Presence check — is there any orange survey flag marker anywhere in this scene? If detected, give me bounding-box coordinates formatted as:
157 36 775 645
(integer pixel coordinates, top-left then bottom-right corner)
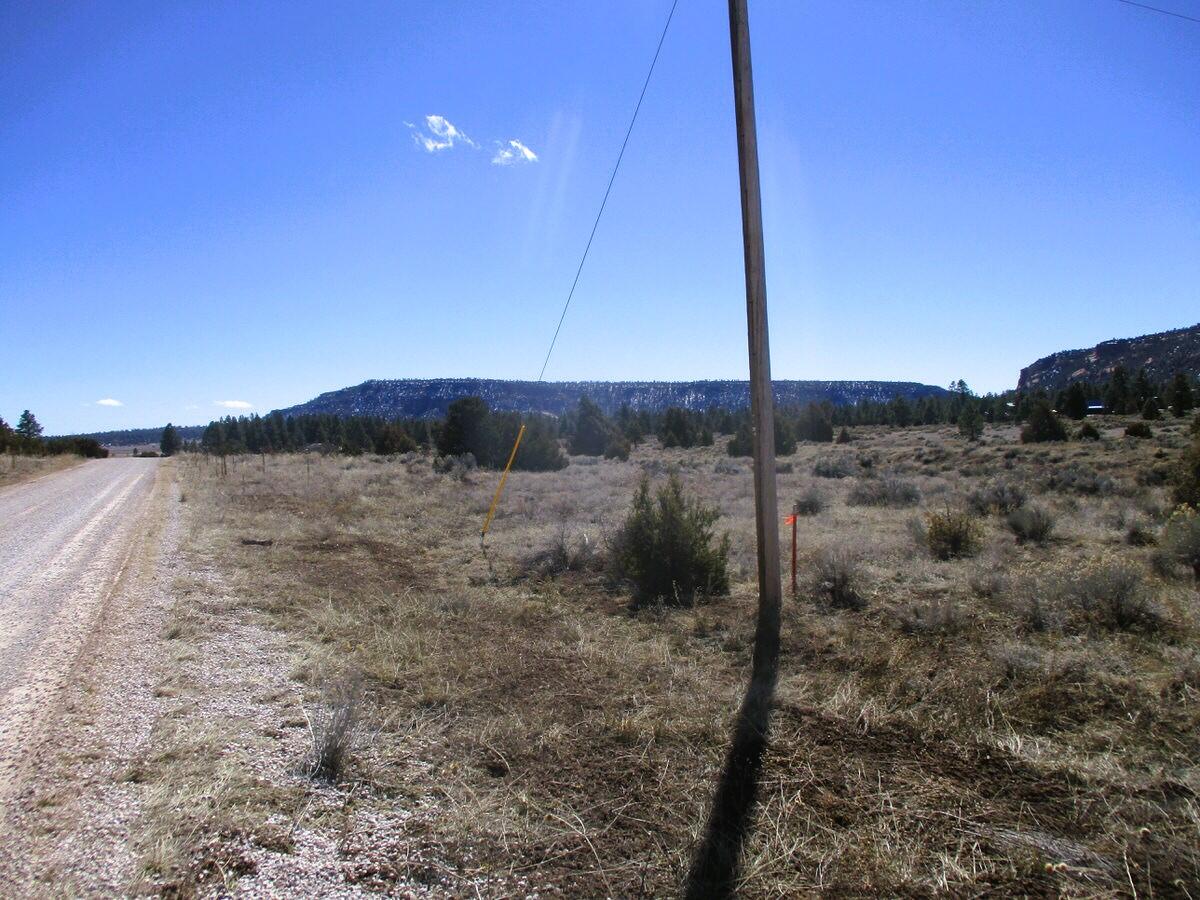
785 512 797 595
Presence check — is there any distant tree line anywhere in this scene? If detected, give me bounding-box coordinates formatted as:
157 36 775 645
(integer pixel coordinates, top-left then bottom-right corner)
1046 366 1195 421
0 409 108 458
191 369 1198 471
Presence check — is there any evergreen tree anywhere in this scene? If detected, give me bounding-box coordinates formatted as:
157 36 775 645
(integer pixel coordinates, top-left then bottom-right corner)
1142 399 1161 421
375 422 418 455
341 418 371 455
0 415 11 453
495 413 567 472
887 395 912 427
568 396 615 456
15 410 43 440
795 403 833 443
1063 382 1089 420
957 404 984 441
1109 365 1132 414
1020 400 1068 443
1168 372 1195 417
159 423 182 457
1133 368 1153 407
438 396 497 464
660 407 698 449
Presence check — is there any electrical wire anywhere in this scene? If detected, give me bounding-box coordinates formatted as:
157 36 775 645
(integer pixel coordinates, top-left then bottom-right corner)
536 0 681 382
1115 0 1200 25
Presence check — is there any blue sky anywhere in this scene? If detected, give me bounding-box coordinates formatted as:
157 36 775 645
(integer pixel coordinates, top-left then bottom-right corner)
2 0 1197 434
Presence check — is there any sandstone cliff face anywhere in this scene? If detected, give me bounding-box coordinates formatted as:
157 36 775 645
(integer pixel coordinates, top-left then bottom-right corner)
1018 323 1200 393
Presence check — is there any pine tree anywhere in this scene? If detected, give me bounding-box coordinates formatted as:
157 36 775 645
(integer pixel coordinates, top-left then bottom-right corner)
438 396 497 465
957 404 984 441
1168 372 1195 417
160 423 182 456
568 396 615 456
0 415 11 453
1020 400 1068 443
1063 382 1088 420
1142 399 1161 421
1134 368 1153 408
15 410 43 440
795 403 833 443
1109 366 1132 414
660 408 697 449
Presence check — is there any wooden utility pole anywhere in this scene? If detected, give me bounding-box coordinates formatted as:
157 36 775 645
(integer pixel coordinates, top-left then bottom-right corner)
729 0 782 615
686 1 783 896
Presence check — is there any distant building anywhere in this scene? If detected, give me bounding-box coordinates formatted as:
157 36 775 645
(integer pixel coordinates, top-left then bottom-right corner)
1087 401 1106 415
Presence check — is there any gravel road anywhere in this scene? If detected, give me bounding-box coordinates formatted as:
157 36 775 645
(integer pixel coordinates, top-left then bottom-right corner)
0 458 159 801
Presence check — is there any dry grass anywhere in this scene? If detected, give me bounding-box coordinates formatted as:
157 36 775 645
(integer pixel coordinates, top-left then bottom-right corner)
167 417 1200 896
0 453 86 489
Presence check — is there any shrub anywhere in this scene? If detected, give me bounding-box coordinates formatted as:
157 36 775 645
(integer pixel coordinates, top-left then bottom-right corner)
969 568 1008 599
967 480 1027 515
1020 400 1068 443
1164 505 1200 580
1007 506 1055 545
846 475 921 508
1125 518 1157 547
609 474 730 607
1066 560 1164 632
898 599 964 636
1124 421 1153 439
835 427 852 444
1044 463 1116 496
925 508 982 560
1012 589 1064 633
793 486 826 516
813 455 855 479
810 548 864 610
1173 438 1200 507
603 433 631 461
433 452 477 480
520 527 599 579
992 643 1047 682
1142 400 1161 421
1077 421 1100 441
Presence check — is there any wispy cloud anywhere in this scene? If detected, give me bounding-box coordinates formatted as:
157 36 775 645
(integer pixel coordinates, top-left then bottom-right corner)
407 115 476 153
492 138 538 166
96 398 123 407
215 400 253 410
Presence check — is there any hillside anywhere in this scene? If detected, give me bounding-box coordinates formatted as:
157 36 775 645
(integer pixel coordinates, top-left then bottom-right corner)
275 378 950 419
62 425 207 447
1018 322 1200 393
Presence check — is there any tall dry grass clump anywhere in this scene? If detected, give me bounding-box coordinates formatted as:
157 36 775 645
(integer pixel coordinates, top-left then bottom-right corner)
305 675 362 783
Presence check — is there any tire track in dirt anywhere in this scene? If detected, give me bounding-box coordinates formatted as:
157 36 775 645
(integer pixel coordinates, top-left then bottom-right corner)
0 459 159 804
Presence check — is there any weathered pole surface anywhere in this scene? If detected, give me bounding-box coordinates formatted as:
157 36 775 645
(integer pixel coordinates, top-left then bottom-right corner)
685 0 783 896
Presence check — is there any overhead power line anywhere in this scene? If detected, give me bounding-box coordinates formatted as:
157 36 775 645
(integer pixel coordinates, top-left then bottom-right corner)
536 0 681 382
1115 0 1200 24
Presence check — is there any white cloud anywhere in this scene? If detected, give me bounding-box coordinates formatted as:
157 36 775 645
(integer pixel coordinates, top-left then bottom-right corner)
96 398 123 407
492 138 538 166
407 114 476 153
215 400 253 410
